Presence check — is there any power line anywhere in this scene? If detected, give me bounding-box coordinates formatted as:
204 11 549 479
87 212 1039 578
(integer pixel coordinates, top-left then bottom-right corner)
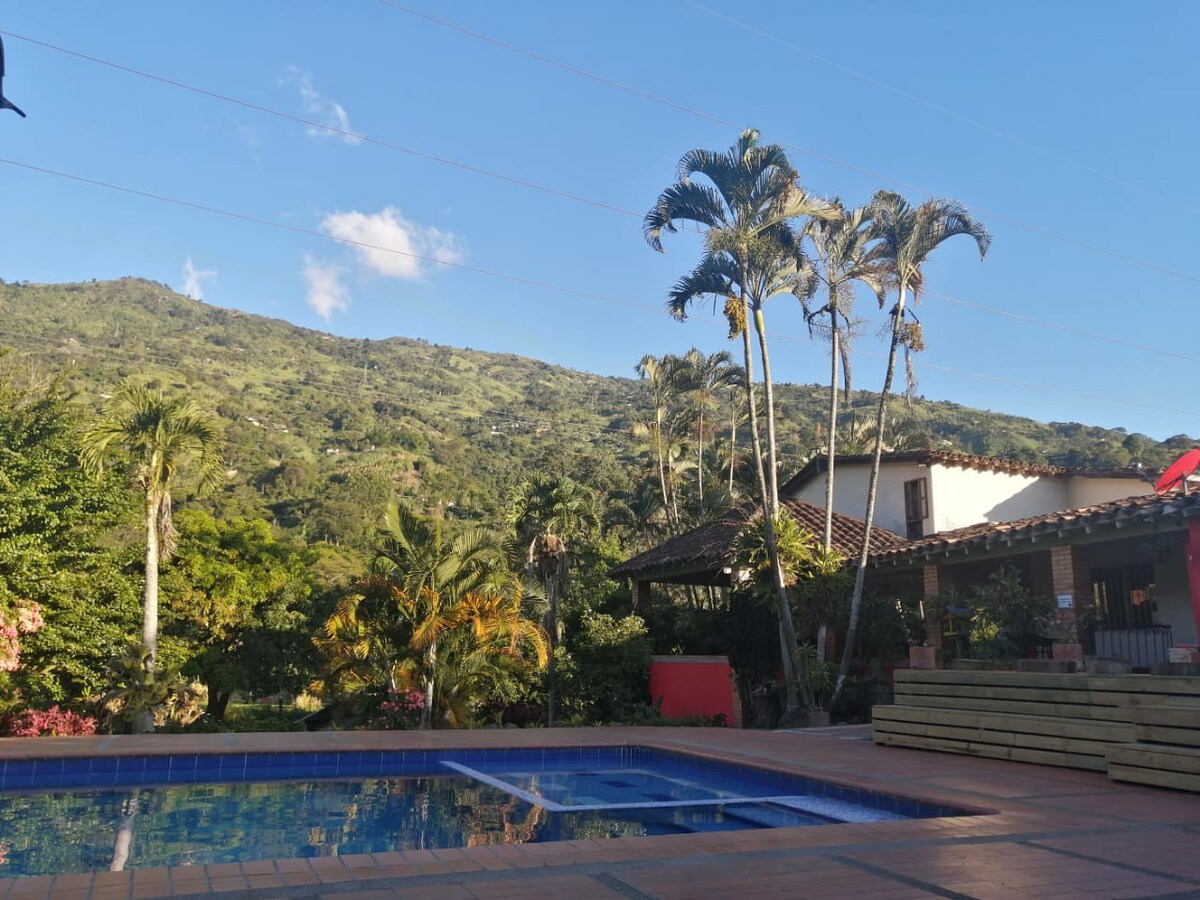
681 0 1145 195
374 1 1200 288
4 156 1196 423
0 29 642 222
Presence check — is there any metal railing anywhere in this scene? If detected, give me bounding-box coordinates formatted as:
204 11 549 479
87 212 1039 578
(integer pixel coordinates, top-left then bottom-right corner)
1089 624 1174 669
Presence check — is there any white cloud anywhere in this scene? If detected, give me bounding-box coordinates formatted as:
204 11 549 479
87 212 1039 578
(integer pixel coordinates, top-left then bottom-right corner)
321 207 465 280
281 67 361 145
302 255 349 320
181 257 217 300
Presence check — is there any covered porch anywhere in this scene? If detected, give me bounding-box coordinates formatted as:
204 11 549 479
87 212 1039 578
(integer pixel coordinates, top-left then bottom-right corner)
869 491 1200 671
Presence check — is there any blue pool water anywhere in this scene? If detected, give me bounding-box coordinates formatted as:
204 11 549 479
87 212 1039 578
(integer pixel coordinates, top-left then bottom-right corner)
0 747 965 877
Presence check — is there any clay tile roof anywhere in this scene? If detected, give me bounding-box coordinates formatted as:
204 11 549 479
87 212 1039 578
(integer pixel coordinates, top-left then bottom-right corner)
780 451 1148 495
868 489 1200 567
610 498 907 580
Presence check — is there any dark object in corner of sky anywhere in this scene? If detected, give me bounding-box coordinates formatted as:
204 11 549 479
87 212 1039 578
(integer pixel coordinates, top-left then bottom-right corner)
0 34 27 118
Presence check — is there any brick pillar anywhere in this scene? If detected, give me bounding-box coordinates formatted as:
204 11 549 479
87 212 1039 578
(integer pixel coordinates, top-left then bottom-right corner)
1049 546 1078 643
922 565 942 652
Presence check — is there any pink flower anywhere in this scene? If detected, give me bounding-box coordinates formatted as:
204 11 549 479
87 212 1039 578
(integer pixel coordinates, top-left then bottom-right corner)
15 602 43 635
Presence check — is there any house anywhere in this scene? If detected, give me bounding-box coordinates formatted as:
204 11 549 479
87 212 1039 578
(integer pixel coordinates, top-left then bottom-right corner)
871 490 1200 667
613 451 1200 670
782 451 1153 539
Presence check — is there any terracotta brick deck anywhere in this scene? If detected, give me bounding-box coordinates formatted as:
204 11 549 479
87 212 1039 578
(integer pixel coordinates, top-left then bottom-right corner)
1 725 1198 898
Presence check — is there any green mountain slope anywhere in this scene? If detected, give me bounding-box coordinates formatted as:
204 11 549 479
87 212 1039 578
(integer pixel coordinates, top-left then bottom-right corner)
0 277 1190 542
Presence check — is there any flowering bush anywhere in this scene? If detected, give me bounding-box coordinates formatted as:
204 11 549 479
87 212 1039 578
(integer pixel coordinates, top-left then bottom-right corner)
0 601 44 673
366 689 425 730
2 705 97 737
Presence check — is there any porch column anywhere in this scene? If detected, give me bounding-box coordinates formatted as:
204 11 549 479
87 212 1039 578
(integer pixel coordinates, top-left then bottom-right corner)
1049 545 1077 641
922 565 942 652
1186 519 1200 639
631 580 651 611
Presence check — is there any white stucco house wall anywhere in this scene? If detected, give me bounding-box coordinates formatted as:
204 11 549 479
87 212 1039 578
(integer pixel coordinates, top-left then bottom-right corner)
783 451 1152 540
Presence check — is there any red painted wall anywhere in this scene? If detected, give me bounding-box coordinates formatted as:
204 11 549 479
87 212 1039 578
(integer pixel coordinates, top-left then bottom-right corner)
647 656 740 727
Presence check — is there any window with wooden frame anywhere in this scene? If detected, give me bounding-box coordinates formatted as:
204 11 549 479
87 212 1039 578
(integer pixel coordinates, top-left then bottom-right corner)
903 477 928 539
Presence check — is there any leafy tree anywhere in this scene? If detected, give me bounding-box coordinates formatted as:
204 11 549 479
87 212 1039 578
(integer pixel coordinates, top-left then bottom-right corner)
81 384 225 732
508 474 599 725
373 503 511 724
0 370 139 707
835 191 989 706
560 612 651 722
160 509 319 719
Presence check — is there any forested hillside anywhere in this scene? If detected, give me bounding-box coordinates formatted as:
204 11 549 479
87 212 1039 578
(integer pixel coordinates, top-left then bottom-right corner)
1 276 1190 546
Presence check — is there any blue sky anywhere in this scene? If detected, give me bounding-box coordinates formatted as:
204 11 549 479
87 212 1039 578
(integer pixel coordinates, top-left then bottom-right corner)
1 2 1197 441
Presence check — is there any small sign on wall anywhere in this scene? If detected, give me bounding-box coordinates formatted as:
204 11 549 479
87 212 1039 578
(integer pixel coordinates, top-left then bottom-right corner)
1056 593 1074 609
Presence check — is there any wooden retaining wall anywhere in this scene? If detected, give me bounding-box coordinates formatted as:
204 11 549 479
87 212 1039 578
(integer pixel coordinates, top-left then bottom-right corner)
873 669 1200 792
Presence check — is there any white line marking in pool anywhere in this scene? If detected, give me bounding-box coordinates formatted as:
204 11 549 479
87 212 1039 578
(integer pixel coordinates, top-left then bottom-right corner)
436 761 901 821
438 761 568 812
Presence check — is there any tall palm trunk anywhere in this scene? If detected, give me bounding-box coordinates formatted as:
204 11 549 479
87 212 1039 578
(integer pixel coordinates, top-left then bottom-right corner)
751 307 780 516
833 284 907 704
818 293 841 665
697 408 705 513
545 579 559 726
137 487 161 735
823 291 840 552
738 293 801 715
728 404 737 494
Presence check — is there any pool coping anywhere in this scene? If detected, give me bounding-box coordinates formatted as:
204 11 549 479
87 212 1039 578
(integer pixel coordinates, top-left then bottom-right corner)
5 725 1185 898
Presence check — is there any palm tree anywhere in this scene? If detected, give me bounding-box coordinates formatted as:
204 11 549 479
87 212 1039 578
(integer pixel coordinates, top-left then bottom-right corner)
671 348 742 515
832 191 990 705
662 246 819 715
508 474 599 725
804 203 889 551
81 385 224 732
634 354 683 528
373 503 510 724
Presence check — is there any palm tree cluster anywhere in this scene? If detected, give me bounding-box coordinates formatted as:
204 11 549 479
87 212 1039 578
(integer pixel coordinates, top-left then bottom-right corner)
632 348 744 535
317 499 553 728
646 130 989 717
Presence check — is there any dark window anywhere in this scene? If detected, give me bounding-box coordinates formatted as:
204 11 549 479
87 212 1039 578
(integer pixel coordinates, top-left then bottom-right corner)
903 478 928 539
1090 564 1155 628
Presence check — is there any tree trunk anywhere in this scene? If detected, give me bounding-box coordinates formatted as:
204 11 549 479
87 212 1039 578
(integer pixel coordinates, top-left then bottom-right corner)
738 292 801 716
138 488 160 735
728 407 737 494
823 291 840 552
545 579 558 726
697 408 704 513
751 307 780 516
832 284 907 707
423 639 436 728
206 689 232 721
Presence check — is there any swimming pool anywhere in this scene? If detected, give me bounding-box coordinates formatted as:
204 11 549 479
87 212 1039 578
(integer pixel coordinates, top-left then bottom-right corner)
0 746 968 877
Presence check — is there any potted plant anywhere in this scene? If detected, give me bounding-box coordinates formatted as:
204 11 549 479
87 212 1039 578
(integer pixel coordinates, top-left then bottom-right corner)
794 643 835 727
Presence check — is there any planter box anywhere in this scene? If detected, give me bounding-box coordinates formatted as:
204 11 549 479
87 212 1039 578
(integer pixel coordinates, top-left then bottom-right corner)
909 646 937 669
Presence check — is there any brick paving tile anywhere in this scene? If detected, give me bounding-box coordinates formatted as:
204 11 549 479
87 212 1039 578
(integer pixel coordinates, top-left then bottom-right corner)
204 875 249 893
279 870 322 887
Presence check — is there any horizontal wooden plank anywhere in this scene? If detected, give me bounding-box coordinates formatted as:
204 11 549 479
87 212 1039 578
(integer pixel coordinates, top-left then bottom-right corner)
873 718 1116 758
896 682 1098 705
1088 675 1200 696
1107 745 1200 776
1133 724 1200 746
1107 763 1200 793
874 731 1107 771
890 693 1132 722
895 670 1092 690
874 705 1134 743
1132 706 1200 729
